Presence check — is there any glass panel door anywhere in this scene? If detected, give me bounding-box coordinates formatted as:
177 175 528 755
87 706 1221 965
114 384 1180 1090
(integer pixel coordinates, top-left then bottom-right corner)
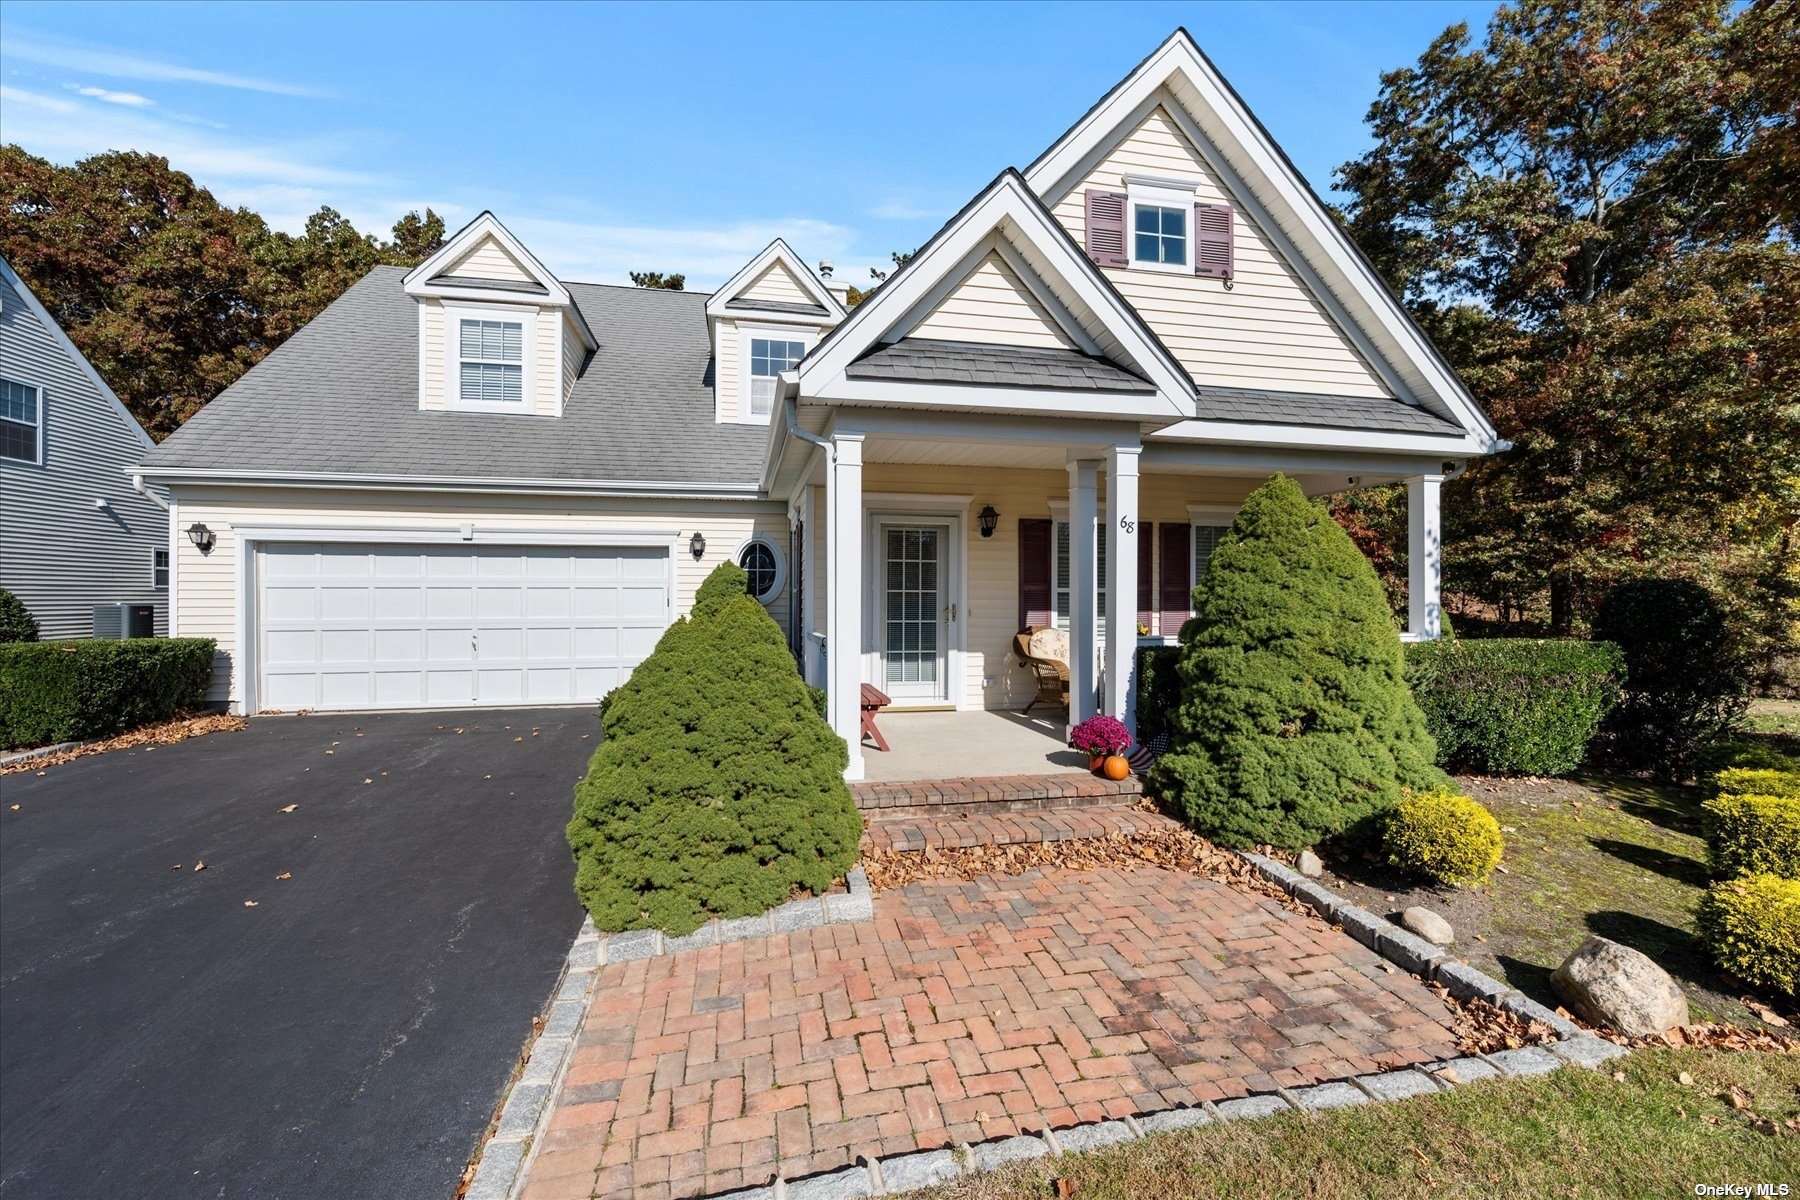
879 522 947 702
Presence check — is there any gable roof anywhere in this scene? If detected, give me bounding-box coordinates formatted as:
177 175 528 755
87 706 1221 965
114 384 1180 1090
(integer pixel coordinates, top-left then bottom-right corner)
136 267 766 493
1024 28 1500 450
705 239 846 325
795 169 1194 420
403 211 597 350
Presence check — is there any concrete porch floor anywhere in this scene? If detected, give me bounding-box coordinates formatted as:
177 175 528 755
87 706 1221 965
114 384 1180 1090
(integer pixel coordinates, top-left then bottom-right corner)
857 708 1086 782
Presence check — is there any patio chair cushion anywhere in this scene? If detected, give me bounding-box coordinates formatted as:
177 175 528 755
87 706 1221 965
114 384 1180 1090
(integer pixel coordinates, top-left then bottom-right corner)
1028 626 1069 669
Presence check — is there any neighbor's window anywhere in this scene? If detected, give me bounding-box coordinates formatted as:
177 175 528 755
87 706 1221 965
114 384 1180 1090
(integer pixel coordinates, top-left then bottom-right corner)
458 318 524 405
1 378 42 463
736 538 785 602
748 338 804 418
1132 204 1187 268
153 548 170 588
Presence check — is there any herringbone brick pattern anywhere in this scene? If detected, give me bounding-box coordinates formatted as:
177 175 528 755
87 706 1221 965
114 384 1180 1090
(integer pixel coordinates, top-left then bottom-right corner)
522 866 1461 1200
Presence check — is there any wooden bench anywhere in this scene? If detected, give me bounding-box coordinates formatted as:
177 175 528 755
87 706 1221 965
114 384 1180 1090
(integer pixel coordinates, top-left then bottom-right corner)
860 683 891 752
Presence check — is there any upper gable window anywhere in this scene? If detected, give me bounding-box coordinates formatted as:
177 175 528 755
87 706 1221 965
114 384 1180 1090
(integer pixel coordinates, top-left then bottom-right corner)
442 305 536 414
1 377 43 464
1126 180 1195 274
747 336 805 418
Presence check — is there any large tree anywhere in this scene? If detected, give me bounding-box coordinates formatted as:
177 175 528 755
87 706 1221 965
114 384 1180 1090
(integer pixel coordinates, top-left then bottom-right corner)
1334 0 1798 675
0 147 444 438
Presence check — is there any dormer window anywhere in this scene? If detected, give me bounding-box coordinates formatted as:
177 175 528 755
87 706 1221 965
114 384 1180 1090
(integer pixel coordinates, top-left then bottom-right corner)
747 336 805 418
442 304 537 413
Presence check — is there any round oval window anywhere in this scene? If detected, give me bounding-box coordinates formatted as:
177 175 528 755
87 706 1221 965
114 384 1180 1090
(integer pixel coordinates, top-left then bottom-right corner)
738 541 778 599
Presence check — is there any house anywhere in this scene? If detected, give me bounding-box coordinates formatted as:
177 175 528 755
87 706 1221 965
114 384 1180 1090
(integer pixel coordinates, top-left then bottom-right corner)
132 30 1502 778
1 256 170 638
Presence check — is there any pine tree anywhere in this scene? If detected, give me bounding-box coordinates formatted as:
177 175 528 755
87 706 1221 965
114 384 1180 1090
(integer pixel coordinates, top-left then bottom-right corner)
1151 475 1445 849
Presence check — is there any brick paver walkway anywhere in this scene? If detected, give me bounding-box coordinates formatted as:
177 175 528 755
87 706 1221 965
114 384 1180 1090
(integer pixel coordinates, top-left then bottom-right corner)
522 865 1462 1200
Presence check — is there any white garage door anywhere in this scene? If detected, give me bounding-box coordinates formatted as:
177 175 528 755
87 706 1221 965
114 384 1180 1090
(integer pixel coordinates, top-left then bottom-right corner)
256 542 669 711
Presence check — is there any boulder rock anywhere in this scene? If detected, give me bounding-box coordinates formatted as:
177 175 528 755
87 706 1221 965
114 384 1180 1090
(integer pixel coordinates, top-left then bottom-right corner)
1400 906 1454 946
1551 935 1689 1037
1297 850 1324 878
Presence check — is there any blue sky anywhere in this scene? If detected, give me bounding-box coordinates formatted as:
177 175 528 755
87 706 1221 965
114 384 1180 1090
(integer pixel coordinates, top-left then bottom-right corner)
0 1 1496 288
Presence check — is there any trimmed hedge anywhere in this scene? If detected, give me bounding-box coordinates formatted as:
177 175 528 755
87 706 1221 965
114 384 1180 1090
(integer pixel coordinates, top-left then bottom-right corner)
1382 788 1505 887
1698 874 1800 997
1151 475 1445 851
0 588 38 643
1704 792 1800 879
0 638 217 749
1404 639 1625 776
566 564 861 935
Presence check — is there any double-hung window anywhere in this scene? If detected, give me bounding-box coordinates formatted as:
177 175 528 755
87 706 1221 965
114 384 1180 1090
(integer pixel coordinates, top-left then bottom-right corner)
747 337 804 418
152 549 170 589
1053 517 1107 629
458 317 524 406
1 378 43 464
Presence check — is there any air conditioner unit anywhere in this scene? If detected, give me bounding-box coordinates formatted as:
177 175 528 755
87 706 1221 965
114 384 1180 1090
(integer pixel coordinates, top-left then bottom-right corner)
93 603 156 639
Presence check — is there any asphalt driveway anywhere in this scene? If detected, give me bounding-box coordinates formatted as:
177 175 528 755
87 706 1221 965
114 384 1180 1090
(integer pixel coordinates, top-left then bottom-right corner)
0 708 594 1200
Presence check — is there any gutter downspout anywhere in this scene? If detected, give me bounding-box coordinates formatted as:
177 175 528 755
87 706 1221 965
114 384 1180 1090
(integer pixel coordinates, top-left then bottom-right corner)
130 470 170 511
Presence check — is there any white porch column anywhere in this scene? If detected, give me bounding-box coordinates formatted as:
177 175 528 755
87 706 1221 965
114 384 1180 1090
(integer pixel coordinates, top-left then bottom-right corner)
1067 458 1100 724
1104 444 1140 732
826 434 865 779
1406 473 1443 641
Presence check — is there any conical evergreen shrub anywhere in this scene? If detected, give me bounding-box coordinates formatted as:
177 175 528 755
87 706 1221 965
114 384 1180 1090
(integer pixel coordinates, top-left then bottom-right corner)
1151 474 1445 849
567 565 861 935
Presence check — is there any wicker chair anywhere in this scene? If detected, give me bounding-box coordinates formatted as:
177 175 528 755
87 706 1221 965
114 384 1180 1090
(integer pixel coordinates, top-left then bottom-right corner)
1013 626 1070 715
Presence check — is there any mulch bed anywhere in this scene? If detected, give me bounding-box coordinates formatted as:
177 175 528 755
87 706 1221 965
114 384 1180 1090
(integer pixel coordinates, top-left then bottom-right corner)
1 712 247 775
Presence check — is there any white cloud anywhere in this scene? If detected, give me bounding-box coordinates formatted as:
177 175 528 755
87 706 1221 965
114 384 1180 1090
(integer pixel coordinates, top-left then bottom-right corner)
70 84 155 108
2 32 327 97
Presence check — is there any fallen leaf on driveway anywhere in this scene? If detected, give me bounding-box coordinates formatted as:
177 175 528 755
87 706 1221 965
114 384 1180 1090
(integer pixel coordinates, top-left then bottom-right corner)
243 899 258 908
193 861 206 872
8 804 17 811
362 778 372 784
278 804 298 813
513 737 523 743
171 863 182 871
276 872 292 881
324 749 334 755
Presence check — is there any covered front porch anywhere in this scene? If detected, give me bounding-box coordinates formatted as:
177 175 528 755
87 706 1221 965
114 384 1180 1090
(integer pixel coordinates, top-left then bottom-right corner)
777 410 1450 781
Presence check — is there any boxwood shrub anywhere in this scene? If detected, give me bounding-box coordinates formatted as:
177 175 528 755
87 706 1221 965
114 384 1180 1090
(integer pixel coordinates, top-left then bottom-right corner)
566 564 861 936
1382 787 1505 887
1704 791 1800 879
1403 638 1624 776
0 638 217 749
1698 873 1800 997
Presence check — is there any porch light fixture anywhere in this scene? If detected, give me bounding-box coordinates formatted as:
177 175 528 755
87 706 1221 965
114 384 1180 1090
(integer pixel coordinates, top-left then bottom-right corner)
689 531 706 560
186 522 215 555
977 505 999 539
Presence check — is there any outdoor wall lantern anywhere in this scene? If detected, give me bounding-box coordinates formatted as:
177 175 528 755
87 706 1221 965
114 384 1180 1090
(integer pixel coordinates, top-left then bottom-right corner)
186 522 216 555
689 530 706 560
977 505 999 539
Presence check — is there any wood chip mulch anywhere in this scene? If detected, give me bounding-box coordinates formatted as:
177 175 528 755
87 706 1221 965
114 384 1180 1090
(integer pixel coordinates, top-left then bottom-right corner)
2 712 247 775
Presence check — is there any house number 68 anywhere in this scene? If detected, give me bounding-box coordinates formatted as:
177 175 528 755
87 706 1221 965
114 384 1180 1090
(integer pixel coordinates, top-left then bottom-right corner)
1118 515 1135 534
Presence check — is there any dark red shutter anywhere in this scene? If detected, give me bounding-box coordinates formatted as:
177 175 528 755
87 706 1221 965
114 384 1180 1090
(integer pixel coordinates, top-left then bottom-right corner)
1018 518 1053 630
1085 190 1127 268
1137 522 1154 632
1158 523 1191 633
1194 203 1233 279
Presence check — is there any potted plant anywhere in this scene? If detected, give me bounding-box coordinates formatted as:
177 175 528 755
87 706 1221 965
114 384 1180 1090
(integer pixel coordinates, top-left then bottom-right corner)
1069 715 1132 777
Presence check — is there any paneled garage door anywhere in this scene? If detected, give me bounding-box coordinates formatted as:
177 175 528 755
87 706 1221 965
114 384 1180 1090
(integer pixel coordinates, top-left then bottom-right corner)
256 542 669 711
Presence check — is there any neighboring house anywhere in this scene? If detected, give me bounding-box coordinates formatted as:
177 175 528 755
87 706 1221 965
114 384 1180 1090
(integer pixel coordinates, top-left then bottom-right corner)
1 256 170 638
133 30 1503 777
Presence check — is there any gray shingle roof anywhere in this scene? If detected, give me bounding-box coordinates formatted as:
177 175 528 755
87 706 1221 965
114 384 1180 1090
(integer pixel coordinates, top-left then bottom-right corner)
427 274 549 295
140 267 769 487
725 297 828 316
845 338 1155 393
1194 385 1463 436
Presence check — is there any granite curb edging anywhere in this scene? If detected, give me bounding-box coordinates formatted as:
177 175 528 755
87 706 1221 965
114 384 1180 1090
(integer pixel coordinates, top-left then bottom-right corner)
597 866 874 964
0 740 88 767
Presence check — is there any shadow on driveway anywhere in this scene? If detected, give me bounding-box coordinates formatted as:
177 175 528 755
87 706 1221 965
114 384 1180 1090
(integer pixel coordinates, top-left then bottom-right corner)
0 708 593 1200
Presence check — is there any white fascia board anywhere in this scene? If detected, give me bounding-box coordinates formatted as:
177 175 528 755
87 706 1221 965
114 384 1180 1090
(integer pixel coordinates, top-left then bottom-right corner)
797 174 1192 419
720 309 839 329
1024 32 1500 451
402 213 596 349
704 238 847 322
827 406 1143 450
131 466 768 500
1142 440 1469 480
814 377 1177 423
1150 417 1485 457
0 256 154 452
879 232 1103 357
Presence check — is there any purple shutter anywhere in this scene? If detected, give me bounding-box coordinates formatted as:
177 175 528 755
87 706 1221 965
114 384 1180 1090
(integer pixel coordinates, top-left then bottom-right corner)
1018 518 1053 630
1158 523 1191 633
1194 203 1233 279
1137 522 1154 632
1085 190 1128 268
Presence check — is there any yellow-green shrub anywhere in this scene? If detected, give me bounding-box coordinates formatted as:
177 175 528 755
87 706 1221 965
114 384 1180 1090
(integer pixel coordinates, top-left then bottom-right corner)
1697 874 1800 997
1382 788 1504 887
1703 792 1800 879
1716 767 1800 800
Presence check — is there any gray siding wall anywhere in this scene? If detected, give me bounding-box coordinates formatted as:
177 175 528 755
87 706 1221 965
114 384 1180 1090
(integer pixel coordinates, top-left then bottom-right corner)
0 268 169 638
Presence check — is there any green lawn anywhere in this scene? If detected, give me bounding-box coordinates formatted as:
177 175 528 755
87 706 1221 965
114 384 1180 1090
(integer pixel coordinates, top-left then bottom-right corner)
902 1048 1800 1200
1748 698 1800 739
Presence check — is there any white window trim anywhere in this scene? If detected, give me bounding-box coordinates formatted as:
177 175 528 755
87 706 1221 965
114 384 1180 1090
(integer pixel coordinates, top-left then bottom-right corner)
152 547 170 589
1186 503 1236 617
442 302 537 414
1127 180 1197 275
0 377 45 466
734 535 787 605
737 326 811 426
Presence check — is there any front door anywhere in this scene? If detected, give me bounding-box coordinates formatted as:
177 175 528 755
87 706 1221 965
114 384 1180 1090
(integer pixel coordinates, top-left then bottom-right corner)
877 521 951 703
